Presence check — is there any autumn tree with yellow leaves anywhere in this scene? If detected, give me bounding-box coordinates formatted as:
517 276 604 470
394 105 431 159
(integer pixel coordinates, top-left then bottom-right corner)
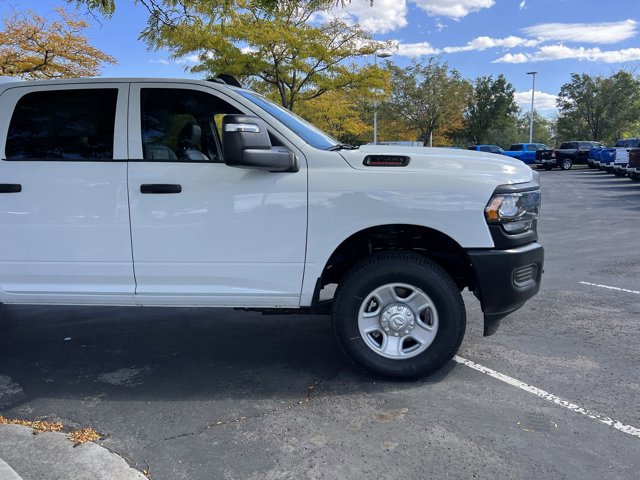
0 8 116 79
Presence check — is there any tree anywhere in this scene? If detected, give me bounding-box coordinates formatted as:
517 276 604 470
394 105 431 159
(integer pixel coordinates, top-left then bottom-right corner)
140 0 387 111
297 90 371 143
516 111 555 146
383 58 470 146
556 71 640 143
0 8 116 79
462 74 518 145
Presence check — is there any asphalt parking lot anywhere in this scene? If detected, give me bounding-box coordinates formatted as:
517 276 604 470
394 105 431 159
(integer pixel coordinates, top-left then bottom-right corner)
1 166 639 479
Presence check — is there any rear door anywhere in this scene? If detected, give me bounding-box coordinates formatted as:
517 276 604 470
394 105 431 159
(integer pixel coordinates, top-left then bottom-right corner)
0 83 134 301
126 83 307 306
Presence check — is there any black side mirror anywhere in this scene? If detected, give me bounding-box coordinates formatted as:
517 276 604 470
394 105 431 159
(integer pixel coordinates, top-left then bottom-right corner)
222 115 298 172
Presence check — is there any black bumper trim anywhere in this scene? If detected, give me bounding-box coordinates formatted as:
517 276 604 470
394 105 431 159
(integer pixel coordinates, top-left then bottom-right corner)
467 242 544 336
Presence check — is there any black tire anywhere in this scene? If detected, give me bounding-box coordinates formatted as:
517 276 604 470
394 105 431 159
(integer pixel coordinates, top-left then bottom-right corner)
629 174 640 181
543 164 553 170
332 252 466 379
614 170 626 177
560 158 572 170
587 161 595 169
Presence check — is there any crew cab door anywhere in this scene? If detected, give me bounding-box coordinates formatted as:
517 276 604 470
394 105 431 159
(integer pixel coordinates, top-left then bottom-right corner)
126 84 307 306
0 83 134 300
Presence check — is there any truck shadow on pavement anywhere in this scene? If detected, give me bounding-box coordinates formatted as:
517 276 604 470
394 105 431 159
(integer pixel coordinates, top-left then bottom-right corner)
0 304 456 412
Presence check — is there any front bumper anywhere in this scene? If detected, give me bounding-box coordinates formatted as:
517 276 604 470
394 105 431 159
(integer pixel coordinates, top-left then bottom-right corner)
467 242 544 336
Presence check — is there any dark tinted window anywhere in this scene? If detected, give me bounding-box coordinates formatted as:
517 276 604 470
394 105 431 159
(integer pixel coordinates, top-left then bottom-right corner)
479 146 490 152
509 144 523 151
490 146 502 153
560 142 578 149
140 88 241 162
526 144 537 151
6 89 117 160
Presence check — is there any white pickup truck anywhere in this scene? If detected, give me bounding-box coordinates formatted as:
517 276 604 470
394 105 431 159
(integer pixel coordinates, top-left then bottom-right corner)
0 78 544 378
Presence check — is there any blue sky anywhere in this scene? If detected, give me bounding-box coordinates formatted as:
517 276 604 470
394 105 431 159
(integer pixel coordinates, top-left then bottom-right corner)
1 0 639 115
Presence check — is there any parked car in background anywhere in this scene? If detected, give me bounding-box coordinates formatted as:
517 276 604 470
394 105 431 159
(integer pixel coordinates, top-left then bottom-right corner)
467 144 504 154
587 144 604 168
595 140 622 170
626 148 640 180
554 141 604 170
503 143 552 165
613 138 640 176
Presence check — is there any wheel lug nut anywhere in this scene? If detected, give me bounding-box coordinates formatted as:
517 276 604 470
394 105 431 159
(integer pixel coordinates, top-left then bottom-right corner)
404 330 409 334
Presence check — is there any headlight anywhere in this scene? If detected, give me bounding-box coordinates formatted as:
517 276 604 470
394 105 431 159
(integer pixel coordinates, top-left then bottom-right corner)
485 189 541 234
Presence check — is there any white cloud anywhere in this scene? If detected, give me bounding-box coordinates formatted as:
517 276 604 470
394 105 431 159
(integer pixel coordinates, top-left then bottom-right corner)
519 0 526 10
411 0 495 19
149 59 170 65
392 41 441 57
175 54 200 64
323 0 408 34
443 35 539 53
515 90 558 111
522 19 638 45
493 52 529 63
494 46 640 63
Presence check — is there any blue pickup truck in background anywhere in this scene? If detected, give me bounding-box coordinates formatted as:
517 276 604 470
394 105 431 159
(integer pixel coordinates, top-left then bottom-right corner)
502 143 553 164
467 144 504 154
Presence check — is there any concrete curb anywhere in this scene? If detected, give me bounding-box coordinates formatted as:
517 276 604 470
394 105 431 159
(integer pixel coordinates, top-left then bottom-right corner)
0 424 146 480
0 457 23 480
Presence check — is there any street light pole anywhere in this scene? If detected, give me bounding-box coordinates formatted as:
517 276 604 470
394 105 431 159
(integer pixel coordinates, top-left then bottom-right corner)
527 71 537 144
373 52 392 144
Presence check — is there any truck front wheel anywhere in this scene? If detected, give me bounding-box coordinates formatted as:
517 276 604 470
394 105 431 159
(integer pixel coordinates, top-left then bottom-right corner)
332 252 466 379
560 158 573 170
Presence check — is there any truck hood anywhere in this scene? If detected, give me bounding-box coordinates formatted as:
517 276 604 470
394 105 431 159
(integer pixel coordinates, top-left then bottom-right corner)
338 145 533 185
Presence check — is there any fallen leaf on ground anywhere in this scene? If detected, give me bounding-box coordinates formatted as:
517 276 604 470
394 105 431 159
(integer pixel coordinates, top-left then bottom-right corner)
0 415 64 433
68 428 101 446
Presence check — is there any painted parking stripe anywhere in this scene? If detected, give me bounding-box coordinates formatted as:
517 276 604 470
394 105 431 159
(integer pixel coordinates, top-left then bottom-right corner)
453 355 640 439
579 281 640 295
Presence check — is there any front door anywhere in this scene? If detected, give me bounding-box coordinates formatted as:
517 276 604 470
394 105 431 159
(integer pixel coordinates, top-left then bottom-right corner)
127 84 307 306
0 83 134 301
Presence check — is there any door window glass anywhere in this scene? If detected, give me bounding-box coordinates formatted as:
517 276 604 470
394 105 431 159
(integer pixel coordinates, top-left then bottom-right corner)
6 89 117 160
140 88 241 162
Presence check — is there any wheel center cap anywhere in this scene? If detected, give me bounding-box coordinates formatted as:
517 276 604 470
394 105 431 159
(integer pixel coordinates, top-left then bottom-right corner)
380 304 415 337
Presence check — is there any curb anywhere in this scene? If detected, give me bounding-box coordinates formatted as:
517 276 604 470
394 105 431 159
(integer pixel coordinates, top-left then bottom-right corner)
0 457 23 480
0 424 146 480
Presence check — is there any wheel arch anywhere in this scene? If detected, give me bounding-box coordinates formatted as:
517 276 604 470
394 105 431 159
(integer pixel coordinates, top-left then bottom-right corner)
317 224 473 295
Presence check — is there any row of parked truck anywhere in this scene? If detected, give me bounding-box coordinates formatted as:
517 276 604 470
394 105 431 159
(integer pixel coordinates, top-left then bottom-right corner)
587 138 640 180
469 140 640 175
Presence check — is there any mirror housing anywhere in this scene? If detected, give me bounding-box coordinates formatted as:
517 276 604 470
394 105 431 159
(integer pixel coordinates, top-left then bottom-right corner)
222 115 298 172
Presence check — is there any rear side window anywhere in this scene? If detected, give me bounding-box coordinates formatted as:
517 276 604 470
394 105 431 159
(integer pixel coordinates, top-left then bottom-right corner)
509 144 523 151
560 142 578 149
5 89 118 160
479 146 490 152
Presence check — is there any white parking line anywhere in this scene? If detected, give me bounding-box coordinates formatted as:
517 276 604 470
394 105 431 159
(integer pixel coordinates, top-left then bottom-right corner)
453 355 640 439
579 281 640 295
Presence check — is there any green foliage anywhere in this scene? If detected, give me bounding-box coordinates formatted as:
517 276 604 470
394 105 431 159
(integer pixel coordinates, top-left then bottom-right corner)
462 74 519 146
382 58 470 146
136 0 387 111
556 71 640 143
515 111 555 146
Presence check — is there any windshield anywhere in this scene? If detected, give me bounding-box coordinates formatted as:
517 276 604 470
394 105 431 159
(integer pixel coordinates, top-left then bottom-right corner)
233 89 339 150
